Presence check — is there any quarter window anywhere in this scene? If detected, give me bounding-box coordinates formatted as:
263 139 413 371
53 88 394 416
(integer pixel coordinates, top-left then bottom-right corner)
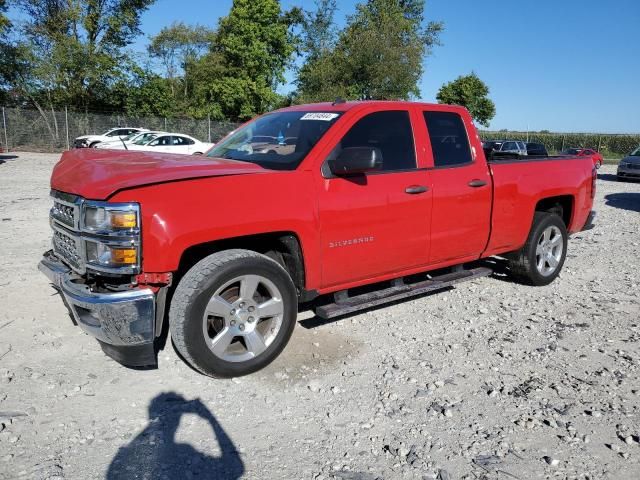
329 111 417 172
423 111 472 167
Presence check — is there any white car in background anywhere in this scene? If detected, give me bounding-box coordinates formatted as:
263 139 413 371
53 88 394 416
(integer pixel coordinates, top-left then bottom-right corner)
126 133 214 155
96 131 165 150
73 127 147 148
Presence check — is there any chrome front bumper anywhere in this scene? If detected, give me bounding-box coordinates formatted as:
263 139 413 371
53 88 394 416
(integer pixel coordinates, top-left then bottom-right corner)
39 250 158 367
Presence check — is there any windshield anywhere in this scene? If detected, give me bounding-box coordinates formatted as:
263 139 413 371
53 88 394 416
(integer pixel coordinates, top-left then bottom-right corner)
133 133 158 145
207 111 342 170
630 146 640 156
482 141 502 150
562 148 580 155
123 132 140 141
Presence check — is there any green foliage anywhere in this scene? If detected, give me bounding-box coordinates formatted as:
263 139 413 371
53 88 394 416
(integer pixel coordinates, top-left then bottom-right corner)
0 0 12 103
436 73 495 127
190 0 302 121
148 21 214 102
302 0 338 61
8 0 155 109
0 0 9 35
296 0 443 103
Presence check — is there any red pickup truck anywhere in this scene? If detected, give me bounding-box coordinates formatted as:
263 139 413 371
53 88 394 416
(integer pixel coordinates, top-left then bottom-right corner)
39 101 596 377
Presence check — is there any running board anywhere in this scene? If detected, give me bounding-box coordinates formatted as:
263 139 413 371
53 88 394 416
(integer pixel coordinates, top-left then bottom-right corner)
314 267 493 320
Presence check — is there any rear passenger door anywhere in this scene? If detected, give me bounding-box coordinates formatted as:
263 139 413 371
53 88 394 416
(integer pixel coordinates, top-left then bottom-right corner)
316 108 432 289
421 111 492 265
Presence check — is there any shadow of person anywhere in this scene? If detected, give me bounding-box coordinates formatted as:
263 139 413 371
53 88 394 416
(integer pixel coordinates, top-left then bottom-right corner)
106 392 244 480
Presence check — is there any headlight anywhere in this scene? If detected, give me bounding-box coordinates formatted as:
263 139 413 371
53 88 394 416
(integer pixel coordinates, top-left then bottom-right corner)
83 204 139 232
85 241 138 268
81 201 141 273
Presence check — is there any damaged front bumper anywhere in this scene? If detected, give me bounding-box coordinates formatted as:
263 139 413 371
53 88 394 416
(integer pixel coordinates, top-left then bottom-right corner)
38 250 158 367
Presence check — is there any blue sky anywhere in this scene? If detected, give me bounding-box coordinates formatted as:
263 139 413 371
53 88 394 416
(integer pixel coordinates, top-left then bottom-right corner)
9 0 640 132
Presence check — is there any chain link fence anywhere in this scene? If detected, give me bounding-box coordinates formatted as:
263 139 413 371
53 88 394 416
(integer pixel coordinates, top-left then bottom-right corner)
0 107 240 153
479 130 640 159
1 106 639 158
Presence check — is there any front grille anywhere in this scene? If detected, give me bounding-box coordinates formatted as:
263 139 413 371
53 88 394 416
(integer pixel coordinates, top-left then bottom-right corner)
48 191 141 276
50 192 84 273
53 229 82 270
626 163 640 170
51 200 76 228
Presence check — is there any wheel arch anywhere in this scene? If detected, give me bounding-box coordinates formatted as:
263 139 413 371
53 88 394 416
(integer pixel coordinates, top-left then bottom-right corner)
534 194 574 228
176 231 308 299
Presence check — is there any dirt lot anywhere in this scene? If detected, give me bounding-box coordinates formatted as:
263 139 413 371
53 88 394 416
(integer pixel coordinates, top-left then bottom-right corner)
0 152 639 480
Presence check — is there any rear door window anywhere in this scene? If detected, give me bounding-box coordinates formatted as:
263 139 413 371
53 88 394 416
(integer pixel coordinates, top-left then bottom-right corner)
423 111 472 167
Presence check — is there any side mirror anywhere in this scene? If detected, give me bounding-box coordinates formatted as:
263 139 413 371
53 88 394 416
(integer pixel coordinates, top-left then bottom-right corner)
328 147 383 176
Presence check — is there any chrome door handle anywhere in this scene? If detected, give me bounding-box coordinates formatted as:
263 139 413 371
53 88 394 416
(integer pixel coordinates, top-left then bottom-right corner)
468 179 487 188
405 185 429 194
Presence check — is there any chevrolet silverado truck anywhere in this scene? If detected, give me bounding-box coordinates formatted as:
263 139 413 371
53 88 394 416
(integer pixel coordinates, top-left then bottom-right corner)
39 101 597 378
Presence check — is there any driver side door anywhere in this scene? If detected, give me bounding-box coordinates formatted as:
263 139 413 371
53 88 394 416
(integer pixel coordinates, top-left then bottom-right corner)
316 108 432 290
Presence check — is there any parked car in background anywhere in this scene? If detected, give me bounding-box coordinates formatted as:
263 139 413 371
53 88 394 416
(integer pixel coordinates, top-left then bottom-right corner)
617 146 640 181
526 142 548 156
126 133 213 155
96 131 164 150
73 128 147 148
482 140 528 156
560 148 603 168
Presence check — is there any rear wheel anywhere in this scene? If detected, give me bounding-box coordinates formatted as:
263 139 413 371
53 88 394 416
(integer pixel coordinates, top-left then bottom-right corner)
170 249 297 378
507 212 568 286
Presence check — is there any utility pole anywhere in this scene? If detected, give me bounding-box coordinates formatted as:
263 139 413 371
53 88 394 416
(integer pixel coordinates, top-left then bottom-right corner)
208 114 211 143
64 106 70 150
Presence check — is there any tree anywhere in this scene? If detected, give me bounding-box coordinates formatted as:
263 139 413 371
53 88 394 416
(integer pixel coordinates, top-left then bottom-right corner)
295 0 443 103
113 67 176 118
0 0 12 102
190 0 302 120
436 73 496 127
148 22 214 98
10 0 155 110
301 0 338 61
0 0 8 35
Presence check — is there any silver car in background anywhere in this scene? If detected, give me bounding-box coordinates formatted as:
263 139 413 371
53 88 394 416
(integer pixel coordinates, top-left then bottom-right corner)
482 140 528 156
617 146 640 181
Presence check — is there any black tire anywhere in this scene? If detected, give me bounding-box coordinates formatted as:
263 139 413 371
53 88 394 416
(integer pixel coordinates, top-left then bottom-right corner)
169 249 297 378
89 141 101 148
507 212 568 286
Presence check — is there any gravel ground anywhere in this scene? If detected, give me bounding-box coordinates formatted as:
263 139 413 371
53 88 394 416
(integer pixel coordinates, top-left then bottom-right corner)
0 152 639 480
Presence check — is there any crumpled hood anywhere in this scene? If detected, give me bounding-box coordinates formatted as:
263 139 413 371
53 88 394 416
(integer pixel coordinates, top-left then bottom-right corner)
51 149 266 199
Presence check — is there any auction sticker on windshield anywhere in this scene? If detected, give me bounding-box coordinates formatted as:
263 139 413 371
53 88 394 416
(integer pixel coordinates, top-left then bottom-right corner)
300 113 340 121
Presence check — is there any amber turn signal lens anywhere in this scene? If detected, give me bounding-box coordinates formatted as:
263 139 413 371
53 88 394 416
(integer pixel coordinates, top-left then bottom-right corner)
110 212 137 229
111 248 137 265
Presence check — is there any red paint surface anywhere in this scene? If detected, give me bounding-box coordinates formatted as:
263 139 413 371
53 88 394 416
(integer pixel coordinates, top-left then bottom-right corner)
51 101 595 295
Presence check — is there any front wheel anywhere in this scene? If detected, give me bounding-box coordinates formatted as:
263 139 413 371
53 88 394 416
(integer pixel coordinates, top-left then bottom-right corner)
507 212 568 286
170 249 297 378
